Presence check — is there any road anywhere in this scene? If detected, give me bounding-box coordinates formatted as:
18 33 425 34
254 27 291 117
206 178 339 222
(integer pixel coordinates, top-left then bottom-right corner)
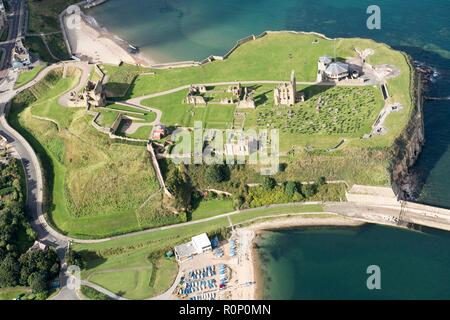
0 0 22 73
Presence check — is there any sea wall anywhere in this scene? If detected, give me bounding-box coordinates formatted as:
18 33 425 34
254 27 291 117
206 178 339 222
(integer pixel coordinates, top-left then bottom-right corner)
59 1 87 59
148 30 334 69
390 57 425 199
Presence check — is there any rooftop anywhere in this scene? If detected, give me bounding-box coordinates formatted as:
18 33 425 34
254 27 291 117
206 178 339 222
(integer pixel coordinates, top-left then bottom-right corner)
325 61 349 76
174 241 196 260
319 56 332 64
192 233 211 250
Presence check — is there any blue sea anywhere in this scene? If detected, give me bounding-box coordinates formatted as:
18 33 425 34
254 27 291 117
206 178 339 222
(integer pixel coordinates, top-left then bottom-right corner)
88 0 450 299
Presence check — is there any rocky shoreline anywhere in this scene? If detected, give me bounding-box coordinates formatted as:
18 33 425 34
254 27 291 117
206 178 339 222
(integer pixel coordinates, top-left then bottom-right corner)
390 57 427 201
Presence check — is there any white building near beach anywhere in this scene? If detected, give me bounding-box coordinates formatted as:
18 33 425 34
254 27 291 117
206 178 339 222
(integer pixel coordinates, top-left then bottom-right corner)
192 233 212 254
174 233 212 262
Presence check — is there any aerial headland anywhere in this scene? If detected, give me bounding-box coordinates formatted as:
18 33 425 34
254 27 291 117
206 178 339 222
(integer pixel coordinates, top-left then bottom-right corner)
3 7 432 300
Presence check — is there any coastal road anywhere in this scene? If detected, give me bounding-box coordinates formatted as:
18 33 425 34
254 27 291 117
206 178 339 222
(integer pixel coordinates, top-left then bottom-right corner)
0 0 22 73
0 0 85 301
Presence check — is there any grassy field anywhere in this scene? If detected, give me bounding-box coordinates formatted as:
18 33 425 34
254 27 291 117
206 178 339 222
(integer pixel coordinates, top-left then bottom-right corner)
143 89 235 129
14 64 47 89
129 33 412 145
107 103 148 114
8 67 162 238
99 64 149 98
96 109 119 128
119 124 153 140
190 198 235 221
0 287 31 300
73 203 323 299
86 258 178 300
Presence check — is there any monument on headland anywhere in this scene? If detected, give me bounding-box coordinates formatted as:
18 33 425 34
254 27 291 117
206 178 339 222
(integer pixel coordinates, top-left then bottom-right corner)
274 70 304 106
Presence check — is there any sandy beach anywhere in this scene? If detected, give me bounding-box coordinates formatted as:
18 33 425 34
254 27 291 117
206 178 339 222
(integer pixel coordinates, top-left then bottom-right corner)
231 214 365 300
64 13 153 66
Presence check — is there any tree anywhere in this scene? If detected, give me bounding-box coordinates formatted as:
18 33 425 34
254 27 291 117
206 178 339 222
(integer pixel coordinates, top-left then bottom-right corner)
317 176 327 186
205 165 226 184
166 166 194 211
19 249 60 287
262 176 276 191
28 271 48 294
0 255 20 287
285 181 298 199
66 249 85 269
233 195 245 209
303 183 318 198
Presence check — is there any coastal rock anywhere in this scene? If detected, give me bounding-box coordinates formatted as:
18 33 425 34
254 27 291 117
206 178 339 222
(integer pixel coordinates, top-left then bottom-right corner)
390 62 425 200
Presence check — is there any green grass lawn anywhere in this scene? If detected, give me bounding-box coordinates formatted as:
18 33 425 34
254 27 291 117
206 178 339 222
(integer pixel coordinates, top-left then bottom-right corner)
102 104 157 123
191 198 235 221
8 68 162 238
87 258 177 300
96 109 119 128
14 64 47 89
30 71 80 129
142 89 235 128
0 287 31 300
106 103 148 114
99 64 148 98
122 124 153 140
